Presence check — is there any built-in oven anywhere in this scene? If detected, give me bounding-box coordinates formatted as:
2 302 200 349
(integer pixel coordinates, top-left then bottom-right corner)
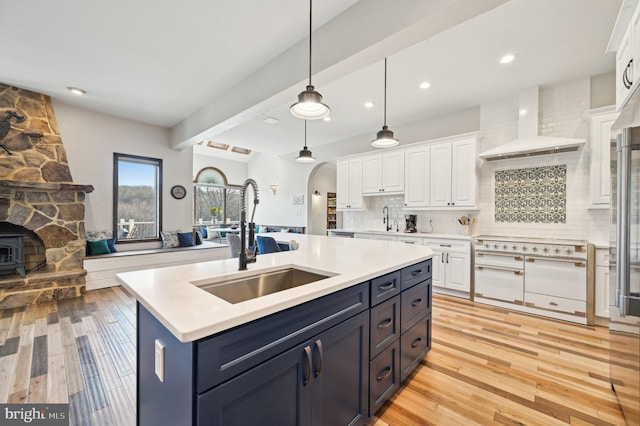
474 236 594 324
475 252 524 304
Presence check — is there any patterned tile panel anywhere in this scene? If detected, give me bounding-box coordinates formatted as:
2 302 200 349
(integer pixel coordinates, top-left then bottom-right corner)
495 165 566 223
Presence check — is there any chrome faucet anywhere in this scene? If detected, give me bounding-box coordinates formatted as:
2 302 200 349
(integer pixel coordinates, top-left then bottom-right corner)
239 179 260 270
382 206 391 232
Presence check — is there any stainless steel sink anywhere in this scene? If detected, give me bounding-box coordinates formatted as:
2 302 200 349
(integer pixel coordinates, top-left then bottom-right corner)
196 268 332 304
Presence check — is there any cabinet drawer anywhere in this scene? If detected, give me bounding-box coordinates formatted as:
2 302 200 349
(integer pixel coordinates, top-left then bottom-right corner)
369 339 400 416
371 270 401 306
400 314 431 382
370 295 400 359
401 279 431 334
524 292 587 317
401 259 432 290
196 282 368 393
475 252 524 269
525 257 587 301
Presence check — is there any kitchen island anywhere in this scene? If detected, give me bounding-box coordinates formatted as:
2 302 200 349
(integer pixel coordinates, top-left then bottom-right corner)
117 233 433 425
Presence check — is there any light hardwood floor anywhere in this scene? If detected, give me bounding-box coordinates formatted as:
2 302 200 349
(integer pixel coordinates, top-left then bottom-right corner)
0 288 627 425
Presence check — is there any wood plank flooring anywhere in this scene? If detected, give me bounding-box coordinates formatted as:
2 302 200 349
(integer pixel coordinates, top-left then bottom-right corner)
0 288 627 425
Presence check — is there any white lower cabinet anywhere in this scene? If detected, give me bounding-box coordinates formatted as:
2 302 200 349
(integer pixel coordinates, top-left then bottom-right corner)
595 248 611 318
424 238 471 296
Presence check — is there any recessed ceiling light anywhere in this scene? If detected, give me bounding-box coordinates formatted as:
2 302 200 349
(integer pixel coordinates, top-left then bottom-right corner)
323 116 331 122
263 117 280 124
499 54 516 64
364 101 374 108
67 86 86 95
519 109 527 116
419 81 431 89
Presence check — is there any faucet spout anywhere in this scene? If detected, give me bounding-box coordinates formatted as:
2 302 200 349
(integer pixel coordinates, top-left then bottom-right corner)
239 179 260 271
382 206 391 231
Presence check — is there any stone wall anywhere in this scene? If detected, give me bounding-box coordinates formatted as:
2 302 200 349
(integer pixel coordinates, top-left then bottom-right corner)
0 84 93 309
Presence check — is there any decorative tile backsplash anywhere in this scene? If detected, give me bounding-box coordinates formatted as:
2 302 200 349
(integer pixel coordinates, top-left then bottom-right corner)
495 165 567 223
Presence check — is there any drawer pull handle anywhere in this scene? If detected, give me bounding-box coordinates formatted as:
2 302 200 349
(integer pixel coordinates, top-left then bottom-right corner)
514 256 523 261
411 337 423 348
440 244 451 247
378 282 395 291
411 298 423 307
377 318 393 329
476 252 484 257
303 345 312 385
376 366 392 382
549 302 558 306
314 339 323 378
411 269 423 276
514 271 523 276
574 262 586 268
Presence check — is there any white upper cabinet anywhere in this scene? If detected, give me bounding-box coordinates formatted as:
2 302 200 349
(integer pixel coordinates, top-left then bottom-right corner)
362 151 405 195
429 142 452 207
589 107 619 207
610 2 640 110
403 145 430 208
337 132 477 210
450 137 477 207
337 158 364 210
429 136 478 208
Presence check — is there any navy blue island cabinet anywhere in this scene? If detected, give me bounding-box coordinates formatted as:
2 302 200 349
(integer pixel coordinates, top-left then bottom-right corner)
136 259 432 426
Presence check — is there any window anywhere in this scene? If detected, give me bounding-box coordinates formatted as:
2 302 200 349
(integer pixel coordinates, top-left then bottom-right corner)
193 167 241 225
113 153 162 241
194 185 241 225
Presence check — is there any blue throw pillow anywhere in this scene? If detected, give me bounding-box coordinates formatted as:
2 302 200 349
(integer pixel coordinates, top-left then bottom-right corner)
254 225 261 233
178 232 195 247
107 238 117 253
194 231 203 245
87 239 111 256
201 227 208 239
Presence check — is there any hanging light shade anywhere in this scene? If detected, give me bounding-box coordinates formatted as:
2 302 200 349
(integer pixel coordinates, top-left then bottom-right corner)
295 120 316 163
290 0 330 120
371 58 399 148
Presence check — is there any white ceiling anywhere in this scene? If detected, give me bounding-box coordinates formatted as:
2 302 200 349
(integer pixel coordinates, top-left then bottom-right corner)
0 0 622 158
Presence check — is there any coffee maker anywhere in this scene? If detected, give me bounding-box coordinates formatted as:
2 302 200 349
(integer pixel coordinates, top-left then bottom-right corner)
404 215 417 233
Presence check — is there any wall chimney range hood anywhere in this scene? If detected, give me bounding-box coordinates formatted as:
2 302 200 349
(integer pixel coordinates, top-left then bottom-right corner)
478 86 585 161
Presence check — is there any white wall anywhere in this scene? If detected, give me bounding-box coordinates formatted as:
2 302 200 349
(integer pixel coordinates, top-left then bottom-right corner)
193 152 248 185
247 152 314 227
307 163 338 235
54 101 193 250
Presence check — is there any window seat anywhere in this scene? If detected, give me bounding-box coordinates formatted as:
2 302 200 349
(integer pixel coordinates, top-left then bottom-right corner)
84 241 230 290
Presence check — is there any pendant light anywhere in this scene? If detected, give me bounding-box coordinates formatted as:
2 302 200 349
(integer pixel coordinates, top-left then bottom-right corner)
371 58 399 148
295 120 316 163
290 0 330 120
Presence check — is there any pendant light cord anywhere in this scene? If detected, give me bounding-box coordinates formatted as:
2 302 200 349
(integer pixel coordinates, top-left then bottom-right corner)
383 57 387 127
304 120 308 149
308 0 313 85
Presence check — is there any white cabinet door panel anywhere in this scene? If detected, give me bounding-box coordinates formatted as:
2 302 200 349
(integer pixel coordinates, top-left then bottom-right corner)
429 142 452 206
589 111 618 206
404 146 429 208
450 138 476 207
431 250 445 288
336 160 349 209
362 155 382 194
446 252 470 292
382 151 405 192
348 159 363 209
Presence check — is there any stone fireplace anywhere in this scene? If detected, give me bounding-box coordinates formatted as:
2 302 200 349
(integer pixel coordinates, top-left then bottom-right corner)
0 84 93 309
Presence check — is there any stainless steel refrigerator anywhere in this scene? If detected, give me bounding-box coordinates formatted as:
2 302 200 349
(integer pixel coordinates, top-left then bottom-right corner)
610 127 640 425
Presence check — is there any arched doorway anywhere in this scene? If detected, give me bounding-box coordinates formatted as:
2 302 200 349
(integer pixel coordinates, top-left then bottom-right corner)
306 162 340 235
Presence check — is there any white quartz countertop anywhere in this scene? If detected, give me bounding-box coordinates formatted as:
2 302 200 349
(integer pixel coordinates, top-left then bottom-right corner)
331 228 473 241
117 233 433 343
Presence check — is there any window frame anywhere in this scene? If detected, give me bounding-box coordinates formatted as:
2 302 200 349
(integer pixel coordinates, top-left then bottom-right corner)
193 183 242 226
113 153 163 243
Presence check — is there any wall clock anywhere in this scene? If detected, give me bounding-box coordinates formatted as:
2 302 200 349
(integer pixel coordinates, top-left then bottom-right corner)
170 185 187 200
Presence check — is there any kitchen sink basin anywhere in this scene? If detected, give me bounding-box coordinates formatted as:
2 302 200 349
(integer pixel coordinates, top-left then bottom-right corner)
196 268 333 304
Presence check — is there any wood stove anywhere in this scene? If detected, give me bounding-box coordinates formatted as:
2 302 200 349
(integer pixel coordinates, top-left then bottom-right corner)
0 233 26 277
